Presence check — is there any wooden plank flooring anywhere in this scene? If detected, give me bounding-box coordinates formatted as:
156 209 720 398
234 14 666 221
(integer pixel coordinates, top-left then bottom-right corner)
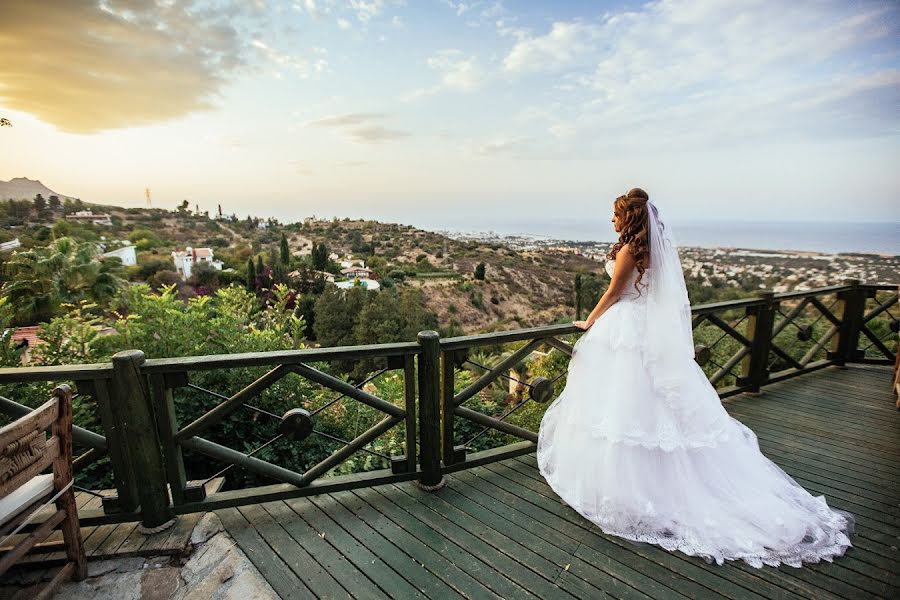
213 364 898 599
1 479 223 566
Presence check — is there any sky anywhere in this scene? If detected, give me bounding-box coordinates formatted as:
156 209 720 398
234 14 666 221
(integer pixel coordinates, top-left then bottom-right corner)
1 0 899 230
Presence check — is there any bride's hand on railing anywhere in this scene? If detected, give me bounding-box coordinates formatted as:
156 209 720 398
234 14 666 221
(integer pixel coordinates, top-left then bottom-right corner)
572 319 594 330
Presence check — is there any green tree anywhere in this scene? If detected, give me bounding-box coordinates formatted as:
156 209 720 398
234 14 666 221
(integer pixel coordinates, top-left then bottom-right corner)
312 241 328 271
313 285 368 350
262 284 305 349
128 228 161 251
246 257 256 290
0 298 26 366
280 233 290 264
295 293 317 340
148 270 180 289
474 262 486 280
355 288 437 345
36 301 104 365
574 271 606 318
52 219 71 238
189 262 220 290
312 284 439 379
2 237 125 324
272 261 287 285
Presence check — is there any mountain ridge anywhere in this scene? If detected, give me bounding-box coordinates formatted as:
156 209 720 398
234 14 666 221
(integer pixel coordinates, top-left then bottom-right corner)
0 177 76 201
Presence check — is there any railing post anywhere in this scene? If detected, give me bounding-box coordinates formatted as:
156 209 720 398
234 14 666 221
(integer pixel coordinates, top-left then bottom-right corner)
574 273 583 321
77 377 139 514
149 373 189 506
441 349 462 466
415 331 445 490
829 279 867 367
738 290 776 394
402 354 418 475
111 350 173 529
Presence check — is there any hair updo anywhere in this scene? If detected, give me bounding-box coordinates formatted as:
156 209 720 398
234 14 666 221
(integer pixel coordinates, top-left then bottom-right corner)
606 187 650 296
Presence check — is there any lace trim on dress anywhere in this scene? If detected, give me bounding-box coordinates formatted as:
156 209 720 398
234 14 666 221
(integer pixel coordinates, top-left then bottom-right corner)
539 464 854 569
579 502 852 569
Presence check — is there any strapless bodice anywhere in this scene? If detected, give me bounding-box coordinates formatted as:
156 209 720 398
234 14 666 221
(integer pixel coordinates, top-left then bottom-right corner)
605 259 648 302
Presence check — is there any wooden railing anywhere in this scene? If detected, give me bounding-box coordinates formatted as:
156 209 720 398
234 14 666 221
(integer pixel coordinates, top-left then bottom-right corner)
0 280 895 528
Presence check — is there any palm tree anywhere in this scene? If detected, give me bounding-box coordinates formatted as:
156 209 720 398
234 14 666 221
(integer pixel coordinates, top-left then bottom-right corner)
3 237 125 324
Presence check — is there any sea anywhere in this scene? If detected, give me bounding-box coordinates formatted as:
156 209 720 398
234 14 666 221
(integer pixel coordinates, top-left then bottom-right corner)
421 217 900 256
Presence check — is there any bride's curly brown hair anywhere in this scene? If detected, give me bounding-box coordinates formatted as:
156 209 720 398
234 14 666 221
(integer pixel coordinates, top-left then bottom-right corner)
606 187 651 297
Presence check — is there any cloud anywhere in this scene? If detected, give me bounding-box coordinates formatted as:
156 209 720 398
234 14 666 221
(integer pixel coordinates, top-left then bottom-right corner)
252 40 328 78
291 159 369 172
348 126 409 142
481 2 505 19
476 136 531 156
0 0 249 133
350 0 386 23
289 159 316 175
503 21 597 74
445 1 506 25
203 133 248 149
444 1 472 17
502 0 900 151
306 112 409 143
405 49 486 100
344 0 406 27
293 0 320 18
307 113 389 127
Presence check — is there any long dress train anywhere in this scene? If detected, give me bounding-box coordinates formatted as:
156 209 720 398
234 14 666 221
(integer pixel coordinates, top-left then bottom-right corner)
536 258 854 568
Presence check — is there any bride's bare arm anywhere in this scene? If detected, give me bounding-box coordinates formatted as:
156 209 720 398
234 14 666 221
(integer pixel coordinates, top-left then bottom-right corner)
579 243 636 328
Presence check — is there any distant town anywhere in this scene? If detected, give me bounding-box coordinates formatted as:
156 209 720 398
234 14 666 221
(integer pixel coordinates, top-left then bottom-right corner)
438 228 900 292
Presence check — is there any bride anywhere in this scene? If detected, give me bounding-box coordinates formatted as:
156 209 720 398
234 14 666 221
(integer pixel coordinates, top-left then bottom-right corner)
536 188 854 568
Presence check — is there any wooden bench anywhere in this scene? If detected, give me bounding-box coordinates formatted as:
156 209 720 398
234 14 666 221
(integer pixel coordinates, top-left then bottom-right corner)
0 385 87 598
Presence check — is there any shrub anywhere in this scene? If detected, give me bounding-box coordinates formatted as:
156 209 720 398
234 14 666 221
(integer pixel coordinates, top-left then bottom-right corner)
474 262 486 280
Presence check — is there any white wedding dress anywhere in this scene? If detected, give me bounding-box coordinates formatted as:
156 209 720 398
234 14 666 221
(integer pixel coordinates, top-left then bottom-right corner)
537 256 855 568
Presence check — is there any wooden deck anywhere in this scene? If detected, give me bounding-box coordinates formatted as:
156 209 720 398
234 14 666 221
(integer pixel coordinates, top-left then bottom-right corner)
216 364 900 600
1 479 223 569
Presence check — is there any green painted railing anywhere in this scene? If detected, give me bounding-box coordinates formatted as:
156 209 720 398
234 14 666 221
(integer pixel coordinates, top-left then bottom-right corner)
0 280 895 528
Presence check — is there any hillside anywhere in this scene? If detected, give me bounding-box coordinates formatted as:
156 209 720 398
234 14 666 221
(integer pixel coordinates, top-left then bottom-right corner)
0 177 76 201
300 218 605 332
0 192 606 334
3 188 897 339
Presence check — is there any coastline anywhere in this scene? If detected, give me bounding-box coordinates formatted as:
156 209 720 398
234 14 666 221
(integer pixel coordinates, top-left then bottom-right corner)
437 229 900 259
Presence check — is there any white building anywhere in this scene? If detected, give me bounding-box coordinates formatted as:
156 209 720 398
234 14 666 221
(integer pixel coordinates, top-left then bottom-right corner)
0 238 21 252
340 266 375 279
172 246 224 279
339 257 366 269
102 245 137 266
65 210 113 226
